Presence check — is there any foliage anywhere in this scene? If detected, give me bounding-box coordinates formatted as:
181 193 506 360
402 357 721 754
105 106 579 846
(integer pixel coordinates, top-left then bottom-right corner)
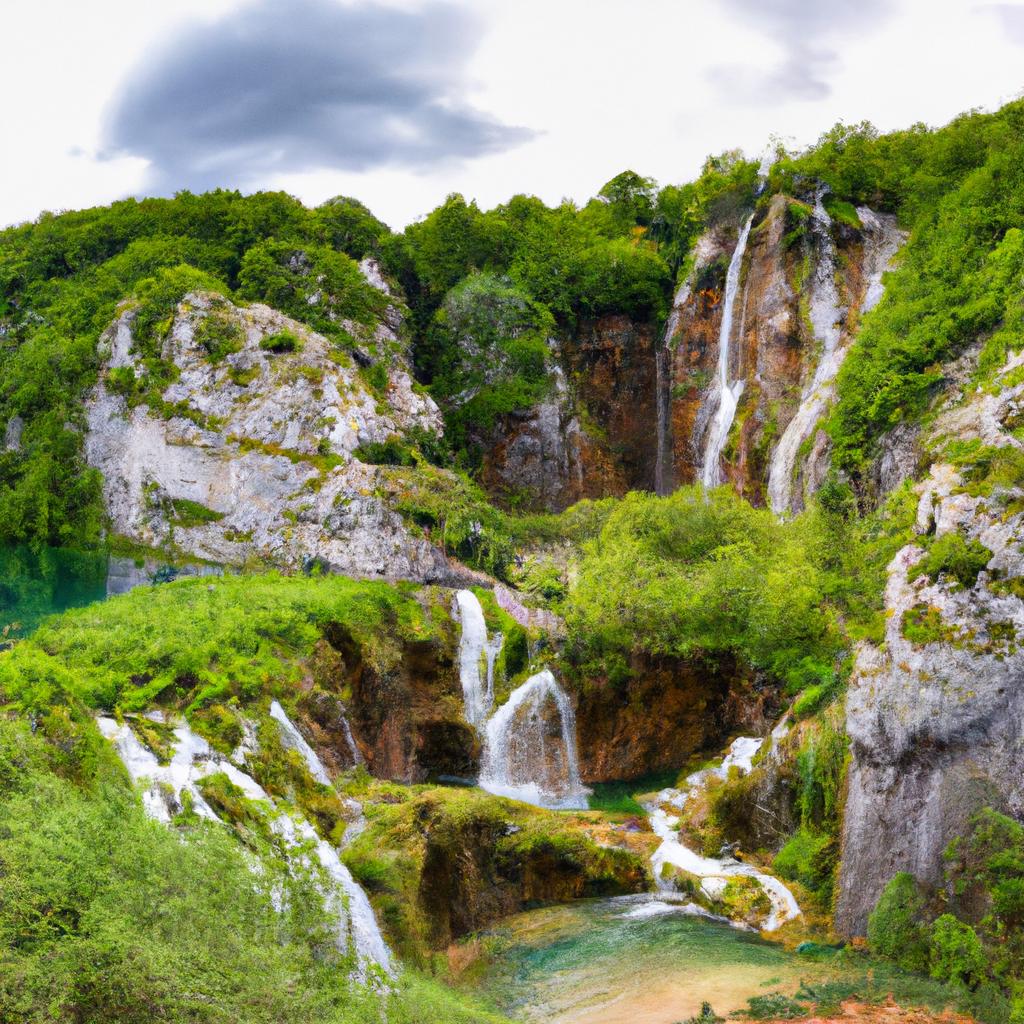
909 531 993 590
0 716 509 1024
563 486 837 685
930 915 988 989
0 572 439 713
868 872 932 972
237 241 386 339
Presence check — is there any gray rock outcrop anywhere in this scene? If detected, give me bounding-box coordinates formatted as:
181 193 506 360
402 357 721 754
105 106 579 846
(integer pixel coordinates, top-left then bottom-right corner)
85 291 453 582
836 358 1024 935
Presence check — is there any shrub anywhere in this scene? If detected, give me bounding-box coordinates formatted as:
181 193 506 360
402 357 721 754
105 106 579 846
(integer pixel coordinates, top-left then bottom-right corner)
259 329 301 354
867 872 932 972
909 532 992 590
930 914 988 989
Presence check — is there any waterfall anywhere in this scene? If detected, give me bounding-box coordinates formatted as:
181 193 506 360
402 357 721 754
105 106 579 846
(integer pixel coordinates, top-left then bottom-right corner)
270 699 332 784
453 589 502 729
699 214 754 488
454 591 587 810
642 736 801 932
97 713 393 977
653 280 691 496
479 669 590 810
767 201 904 516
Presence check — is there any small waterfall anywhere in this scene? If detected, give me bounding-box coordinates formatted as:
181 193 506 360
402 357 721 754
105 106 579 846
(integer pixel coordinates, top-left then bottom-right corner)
767 200 904 516
653 280 691 496
479 669 590 811
642 736 801 932
453 589 502 729
699 214 754 488
270 699 332 784
98 713 393 976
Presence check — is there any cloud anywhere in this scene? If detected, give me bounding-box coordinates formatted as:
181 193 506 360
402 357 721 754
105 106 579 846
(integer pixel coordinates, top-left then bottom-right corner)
981 3 1024 44
101 0 534 194
706 0 893 104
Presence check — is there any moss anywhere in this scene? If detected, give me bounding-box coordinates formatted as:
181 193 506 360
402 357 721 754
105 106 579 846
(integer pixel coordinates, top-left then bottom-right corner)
167 497 225 528
717 875 772 922
901 604 955 645
259 329 302 354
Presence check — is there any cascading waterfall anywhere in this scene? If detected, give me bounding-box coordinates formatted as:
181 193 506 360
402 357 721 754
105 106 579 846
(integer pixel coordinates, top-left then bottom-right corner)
97 711 393 977
478 668 590 810
699 214 754 488
454 590 588 810
642 736 801 932
766 200 904 516
453 589 502 729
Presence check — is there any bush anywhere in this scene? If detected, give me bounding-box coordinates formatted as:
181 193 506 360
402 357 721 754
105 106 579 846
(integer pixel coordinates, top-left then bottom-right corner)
867 872 932 972
931 914 988 989
909 532 992 590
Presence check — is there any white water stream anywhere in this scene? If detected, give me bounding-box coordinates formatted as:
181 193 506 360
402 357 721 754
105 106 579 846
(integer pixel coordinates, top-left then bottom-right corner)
767 201 904 516
700 214 755 488
642 736 801 932
98 710 393 977
455 590 589 810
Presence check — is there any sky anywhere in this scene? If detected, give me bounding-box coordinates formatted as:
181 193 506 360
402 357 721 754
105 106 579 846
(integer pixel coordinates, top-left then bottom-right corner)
3 0 1024 230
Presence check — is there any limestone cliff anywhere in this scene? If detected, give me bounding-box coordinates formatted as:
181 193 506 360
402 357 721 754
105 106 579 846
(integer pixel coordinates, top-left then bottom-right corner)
836 356 1024 935
85 287 457 582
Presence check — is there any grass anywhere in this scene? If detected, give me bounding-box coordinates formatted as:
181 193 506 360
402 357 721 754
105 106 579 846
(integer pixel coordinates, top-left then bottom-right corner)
0 572 441 714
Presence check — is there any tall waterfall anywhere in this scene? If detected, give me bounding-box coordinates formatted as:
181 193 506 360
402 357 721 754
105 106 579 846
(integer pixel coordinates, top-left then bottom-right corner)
97 712 393 977
699 214 754 488
766 200 904 516
454 590 588 810
479 669 590 810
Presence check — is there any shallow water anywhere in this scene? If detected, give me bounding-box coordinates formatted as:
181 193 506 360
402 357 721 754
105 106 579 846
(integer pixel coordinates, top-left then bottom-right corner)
0 544 107 640
467 895 830 1024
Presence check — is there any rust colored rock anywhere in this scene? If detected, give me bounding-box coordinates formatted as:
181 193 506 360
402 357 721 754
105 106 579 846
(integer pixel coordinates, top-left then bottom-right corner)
573 653 778 783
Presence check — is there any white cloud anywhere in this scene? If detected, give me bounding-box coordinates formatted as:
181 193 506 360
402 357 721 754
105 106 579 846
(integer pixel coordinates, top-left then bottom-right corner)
2 0 1023 230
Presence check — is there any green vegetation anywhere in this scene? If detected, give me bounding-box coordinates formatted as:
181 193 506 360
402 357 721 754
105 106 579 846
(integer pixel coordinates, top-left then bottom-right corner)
563 486 837 688
0 572 439 713
866 809 1024 1019
909 531 992 590
0 715 508 1024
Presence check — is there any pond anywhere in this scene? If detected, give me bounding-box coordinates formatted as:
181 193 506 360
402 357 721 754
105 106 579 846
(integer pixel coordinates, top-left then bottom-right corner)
0 545 221 642
462 895 838 1024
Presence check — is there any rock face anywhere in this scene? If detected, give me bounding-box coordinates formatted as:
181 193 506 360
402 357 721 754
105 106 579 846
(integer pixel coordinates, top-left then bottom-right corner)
85 291 455 582
300 619 479 785
663 195 904 508
573 654 777 782
480 315 658 510
836 365 1024 935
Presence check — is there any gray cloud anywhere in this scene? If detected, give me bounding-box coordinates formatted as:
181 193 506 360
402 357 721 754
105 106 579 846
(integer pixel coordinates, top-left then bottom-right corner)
706 0 892 104
102 0 533 193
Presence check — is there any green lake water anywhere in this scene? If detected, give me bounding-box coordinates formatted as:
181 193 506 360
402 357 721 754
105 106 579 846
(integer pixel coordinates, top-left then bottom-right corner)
464 896 835 1024
0 545 109 641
